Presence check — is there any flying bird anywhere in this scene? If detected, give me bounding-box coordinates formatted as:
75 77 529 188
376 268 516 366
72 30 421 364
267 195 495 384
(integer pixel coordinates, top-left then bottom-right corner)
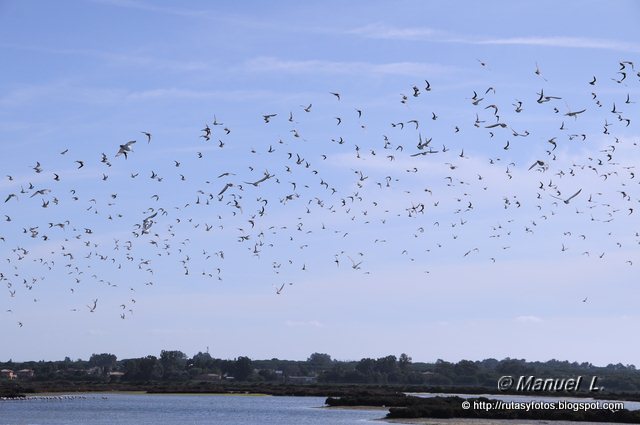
552 189 583 204
116 141 136 158
87 299 98 313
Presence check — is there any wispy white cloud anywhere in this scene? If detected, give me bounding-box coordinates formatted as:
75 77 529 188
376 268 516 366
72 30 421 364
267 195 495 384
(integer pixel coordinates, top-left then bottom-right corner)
0 43 208 72
0 81 126 108
0 82 283 108
90 0 211 19
515 315 543 323
474 36 640 53
285 320 324 328
347 23 448 40
347 24 640 53
90 0 286 33
125 88 278 102
245 56 452 77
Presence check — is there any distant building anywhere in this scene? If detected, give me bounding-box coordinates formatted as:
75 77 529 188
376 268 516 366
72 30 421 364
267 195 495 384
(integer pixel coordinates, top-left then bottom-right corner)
0 369 16 380
196 373 222 382
285 375 317 384
108 371 125 381
16 369 34 379
86 366 102 376
57 368 86 377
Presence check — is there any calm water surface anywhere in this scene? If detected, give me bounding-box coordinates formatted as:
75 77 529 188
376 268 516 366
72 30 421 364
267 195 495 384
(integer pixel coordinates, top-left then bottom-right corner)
0 393 383 425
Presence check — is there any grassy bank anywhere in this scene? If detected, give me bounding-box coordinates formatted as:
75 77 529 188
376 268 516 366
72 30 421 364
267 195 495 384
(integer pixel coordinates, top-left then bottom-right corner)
326 395 640 423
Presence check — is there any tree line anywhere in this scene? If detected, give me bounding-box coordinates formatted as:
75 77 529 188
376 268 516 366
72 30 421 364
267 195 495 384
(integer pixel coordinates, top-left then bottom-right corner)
2 352 640 393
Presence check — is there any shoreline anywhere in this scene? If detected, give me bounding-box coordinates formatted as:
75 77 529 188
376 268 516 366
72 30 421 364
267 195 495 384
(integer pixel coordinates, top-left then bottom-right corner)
322 406 636 425
383 420 629 425
4 383 639 400
321 405 389 410
9 391 273 397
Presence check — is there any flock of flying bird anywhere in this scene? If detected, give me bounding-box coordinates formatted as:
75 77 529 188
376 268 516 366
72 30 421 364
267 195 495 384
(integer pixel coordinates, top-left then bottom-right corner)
2 59 640 327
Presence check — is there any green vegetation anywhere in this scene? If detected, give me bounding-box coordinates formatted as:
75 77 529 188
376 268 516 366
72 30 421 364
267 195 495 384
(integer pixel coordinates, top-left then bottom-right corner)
2 352 640 399
328 395 640 423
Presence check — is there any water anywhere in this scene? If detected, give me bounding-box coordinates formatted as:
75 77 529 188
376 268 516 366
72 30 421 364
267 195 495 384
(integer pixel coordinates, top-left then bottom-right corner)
4 392 638 424
0 393 383 425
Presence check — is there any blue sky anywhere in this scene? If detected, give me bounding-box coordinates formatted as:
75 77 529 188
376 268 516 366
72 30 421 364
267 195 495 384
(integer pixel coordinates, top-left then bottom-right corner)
1 0 640 365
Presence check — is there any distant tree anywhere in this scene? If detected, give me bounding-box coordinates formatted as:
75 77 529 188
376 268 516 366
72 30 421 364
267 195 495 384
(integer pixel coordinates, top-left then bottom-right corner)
321 363 348 383
2 359 15 372
191 351 214 370
375 355 398 375
455 360 478 375
496 358 534 375
58 356 73 371
159 350 187 379
434 359 453 373
606 363 627 371
355 358 376 376
258 369 279 382
454 360 479 385
279 362 302 377
234 356 253 381
89 353 117 375
124 355 161 381
307 353 332 369
218 359 235 376
399 353 412 372
479 358 499 369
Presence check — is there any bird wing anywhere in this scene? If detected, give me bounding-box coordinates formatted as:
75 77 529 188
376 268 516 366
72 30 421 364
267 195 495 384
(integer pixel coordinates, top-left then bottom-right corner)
566 188 582 202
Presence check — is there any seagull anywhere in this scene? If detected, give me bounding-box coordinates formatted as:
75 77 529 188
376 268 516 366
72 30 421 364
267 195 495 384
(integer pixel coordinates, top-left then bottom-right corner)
528 160 547 171
534 62 548 81
218 183 233 196
347 256 362 270
537 89 561 103
244 171 274 187
263 114 277 123
116 141 136 158
513 100 523 113
565 109 586 119
87 298 98 312
552 188 582 204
